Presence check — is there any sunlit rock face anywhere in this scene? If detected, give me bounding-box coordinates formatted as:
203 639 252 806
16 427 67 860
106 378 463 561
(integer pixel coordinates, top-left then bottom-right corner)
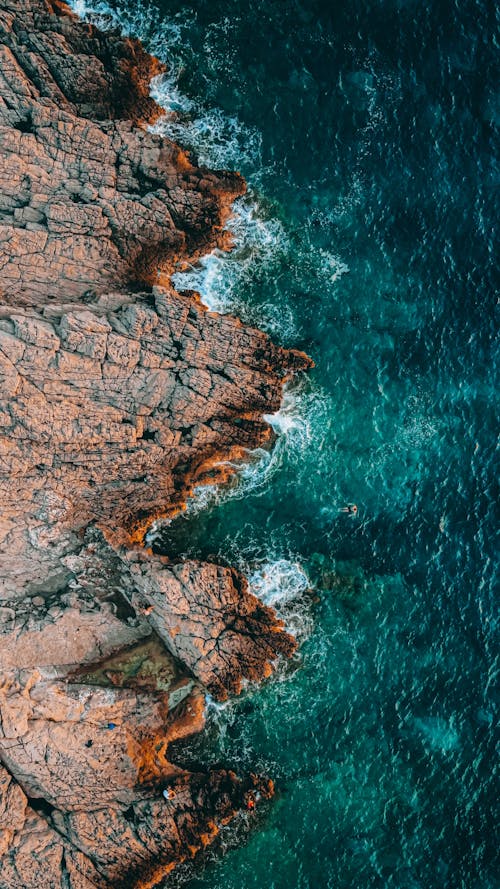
0 1 310 885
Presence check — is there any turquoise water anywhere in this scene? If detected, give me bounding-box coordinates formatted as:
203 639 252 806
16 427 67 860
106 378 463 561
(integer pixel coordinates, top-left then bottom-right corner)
75 1 499 885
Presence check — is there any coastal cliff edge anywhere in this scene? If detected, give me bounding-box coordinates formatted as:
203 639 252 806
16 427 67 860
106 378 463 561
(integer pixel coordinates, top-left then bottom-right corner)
0 1 312 886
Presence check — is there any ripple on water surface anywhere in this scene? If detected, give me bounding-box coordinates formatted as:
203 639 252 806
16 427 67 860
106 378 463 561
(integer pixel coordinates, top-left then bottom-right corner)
71 0 498 886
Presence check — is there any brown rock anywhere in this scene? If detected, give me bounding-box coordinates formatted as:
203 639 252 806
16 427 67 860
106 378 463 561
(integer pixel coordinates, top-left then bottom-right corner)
0 764 109 888
0 1 312 886
128 555 297 700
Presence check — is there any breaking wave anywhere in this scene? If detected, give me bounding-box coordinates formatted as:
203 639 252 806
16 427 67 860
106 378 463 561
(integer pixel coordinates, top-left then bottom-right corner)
247 558 313 641
69 0 348 343
171 196 290 319
71 0 262 172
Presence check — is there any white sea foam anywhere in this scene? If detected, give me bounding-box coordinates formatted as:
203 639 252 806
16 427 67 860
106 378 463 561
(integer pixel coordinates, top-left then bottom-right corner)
69 0 348 339
263 385 312 441
248 558 309 607
316 249 350 283
71 0 123 28
146 381 326 548
172 196 290 318
73 0 261 173
248 557 313 642
239 384 323 499
143 387 313 540
203 694 234 716
71 0 175 48
70 0 332 581
149 73 193 116
173 197 349 327
72 0 101 19
150 103 262 172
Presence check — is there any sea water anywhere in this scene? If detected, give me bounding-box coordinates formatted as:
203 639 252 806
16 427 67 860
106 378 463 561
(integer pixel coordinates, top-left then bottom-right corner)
72 1 498 886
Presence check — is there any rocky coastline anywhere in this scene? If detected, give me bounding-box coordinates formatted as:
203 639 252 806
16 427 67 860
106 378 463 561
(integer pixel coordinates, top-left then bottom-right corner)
0 1 311 886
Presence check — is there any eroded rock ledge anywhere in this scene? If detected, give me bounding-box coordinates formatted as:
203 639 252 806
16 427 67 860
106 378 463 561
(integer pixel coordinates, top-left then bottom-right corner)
0 1 311 886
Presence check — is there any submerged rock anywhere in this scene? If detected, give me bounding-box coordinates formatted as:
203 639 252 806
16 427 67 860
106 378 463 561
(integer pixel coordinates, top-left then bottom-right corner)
0 1 311 885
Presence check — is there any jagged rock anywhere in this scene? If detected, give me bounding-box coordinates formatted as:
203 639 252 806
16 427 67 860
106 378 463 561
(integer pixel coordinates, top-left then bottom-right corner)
52 770 274 889
127 554 297 700
0 1 312 886
0 764 108 888
0 287 308 599
0 0 243 305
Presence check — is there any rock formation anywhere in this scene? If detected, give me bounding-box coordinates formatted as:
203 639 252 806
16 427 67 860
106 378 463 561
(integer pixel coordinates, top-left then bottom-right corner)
0 1 311 885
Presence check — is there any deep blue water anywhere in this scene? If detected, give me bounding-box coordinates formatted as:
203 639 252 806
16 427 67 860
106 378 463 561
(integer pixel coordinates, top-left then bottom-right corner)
75 1 499 886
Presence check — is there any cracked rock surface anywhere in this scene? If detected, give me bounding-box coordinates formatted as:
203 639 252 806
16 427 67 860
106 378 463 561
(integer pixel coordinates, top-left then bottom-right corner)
0 1 311 885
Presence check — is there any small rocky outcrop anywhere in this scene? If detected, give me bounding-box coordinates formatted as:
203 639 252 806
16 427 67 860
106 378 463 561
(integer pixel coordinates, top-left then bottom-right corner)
0 1 311 886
